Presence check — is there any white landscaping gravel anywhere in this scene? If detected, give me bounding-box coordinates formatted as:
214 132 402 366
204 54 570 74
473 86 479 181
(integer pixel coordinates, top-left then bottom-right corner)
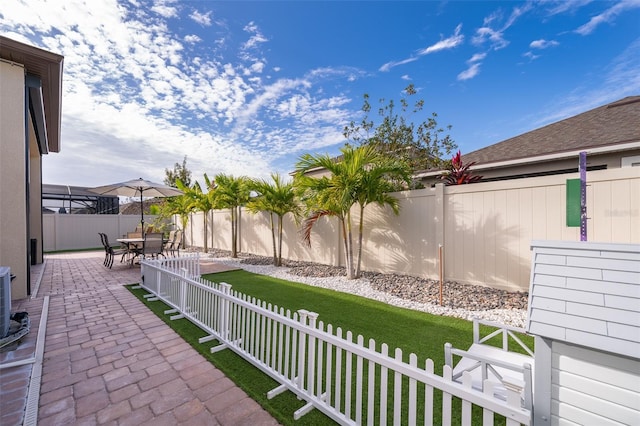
207 254 528 328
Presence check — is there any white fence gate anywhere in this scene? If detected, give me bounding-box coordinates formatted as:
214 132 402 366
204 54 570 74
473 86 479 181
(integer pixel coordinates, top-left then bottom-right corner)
139 255 531 425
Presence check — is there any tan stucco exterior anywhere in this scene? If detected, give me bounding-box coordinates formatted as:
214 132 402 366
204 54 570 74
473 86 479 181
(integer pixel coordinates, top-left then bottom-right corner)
0 37 63 301
0 59 29 299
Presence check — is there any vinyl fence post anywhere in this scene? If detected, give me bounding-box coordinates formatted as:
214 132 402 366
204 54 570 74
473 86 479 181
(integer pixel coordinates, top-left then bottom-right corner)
306 312 319 394
180 268 187 312
297 309 309 390
220 282 232 341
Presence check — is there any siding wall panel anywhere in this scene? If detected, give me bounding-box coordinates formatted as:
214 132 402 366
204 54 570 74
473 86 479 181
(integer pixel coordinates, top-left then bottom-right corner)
529 241 640 425
549 341 640 425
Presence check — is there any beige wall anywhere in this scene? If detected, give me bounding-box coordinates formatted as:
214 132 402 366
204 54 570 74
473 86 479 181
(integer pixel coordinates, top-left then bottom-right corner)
42 214 156 252
29 119 43 265
186 167 639 292
0 60 28 299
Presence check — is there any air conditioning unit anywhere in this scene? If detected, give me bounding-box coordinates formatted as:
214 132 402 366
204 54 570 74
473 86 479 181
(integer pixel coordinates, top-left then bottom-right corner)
0 267 11 338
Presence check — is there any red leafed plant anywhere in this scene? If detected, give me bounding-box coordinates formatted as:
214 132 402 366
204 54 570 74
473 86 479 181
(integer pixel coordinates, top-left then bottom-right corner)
439 150 482 185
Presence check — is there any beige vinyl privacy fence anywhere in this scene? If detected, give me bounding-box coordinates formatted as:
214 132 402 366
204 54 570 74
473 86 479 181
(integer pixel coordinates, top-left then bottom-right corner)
185 168 639 292
42 214 156 252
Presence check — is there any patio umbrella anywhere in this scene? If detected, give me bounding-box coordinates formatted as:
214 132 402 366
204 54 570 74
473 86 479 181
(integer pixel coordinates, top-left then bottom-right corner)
89 178 183 230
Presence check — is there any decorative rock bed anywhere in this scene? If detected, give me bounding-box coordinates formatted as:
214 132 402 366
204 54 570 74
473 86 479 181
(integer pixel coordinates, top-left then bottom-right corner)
205 249 529 328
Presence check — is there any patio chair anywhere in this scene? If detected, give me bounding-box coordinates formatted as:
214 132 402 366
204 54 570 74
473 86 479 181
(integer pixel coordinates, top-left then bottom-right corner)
167 229 182 257
100 233 129 268
140 232 165 260
99 233 109 266
163 230 176 256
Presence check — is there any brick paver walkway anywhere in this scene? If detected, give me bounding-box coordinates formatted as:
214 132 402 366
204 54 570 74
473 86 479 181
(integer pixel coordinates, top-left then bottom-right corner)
0 251 280 425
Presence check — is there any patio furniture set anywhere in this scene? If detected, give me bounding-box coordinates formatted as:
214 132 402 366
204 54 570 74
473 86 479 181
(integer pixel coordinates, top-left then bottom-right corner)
99 229 182 268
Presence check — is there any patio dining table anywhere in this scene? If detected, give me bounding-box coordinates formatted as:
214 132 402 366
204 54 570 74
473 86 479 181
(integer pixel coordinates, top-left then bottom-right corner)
116 237 166 264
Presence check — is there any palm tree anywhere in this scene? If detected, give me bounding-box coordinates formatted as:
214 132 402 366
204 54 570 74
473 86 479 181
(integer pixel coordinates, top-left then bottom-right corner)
246 173 300 266
178 177 217 253
159 188 195 249
294 144 411 279
210 173 251 258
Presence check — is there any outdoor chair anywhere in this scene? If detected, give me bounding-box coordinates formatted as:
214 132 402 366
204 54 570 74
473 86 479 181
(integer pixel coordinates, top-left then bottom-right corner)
100 233 129 268
140 232 165 260
163 230 176 256
99 233 109 267
167 229 182 257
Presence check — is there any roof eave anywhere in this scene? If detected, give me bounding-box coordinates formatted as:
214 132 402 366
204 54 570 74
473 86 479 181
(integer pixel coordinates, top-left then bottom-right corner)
414 140 640 179
0 36 64 153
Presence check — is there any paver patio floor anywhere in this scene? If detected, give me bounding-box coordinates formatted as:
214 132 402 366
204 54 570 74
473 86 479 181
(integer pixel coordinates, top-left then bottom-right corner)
0 251 280 425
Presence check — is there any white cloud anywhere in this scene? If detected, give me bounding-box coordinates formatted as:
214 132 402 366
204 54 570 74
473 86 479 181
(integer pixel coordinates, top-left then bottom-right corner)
379 57 418 72
151 4 178 19
190 10 212 26
379 24 463 72
523 51 540 61
472 26 509 50
184 34 201 44
401 74 412 81
456 51 486 81
473 3 532 50
575 0 640 35
530 39 559 49
242 21 268 50
545 0 592 16
469 53 487 62
458 63 481 81
417 24 464 55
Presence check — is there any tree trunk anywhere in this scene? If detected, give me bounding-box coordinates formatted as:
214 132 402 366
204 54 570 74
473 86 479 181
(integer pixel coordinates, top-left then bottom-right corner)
355 204 365 278
277 215 284 267
347 211 356 279
231 207 237 257
269 212 277 266
203 211 208 253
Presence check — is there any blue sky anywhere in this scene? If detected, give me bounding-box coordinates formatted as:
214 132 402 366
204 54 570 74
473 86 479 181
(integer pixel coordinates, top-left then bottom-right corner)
2 0 639 188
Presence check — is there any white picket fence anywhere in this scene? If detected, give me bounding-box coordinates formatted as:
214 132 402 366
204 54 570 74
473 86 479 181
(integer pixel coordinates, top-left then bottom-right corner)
139 255 531 425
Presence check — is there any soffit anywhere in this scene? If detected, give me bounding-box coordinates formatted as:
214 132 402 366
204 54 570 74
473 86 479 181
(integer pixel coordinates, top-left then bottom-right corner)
0 36 64 153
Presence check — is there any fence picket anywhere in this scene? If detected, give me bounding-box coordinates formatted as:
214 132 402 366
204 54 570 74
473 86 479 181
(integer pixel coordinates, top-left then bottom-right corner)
355 335 364 425
462 372 473 425
409 353 418 425
380 344 389 426
367 339 376 426
307 313 318 396
442 365 453 426
325 323 334 407
316 321 325 398
424 359 434 426
393 348 403 426
334 327 343 412
345 331 353 420
278 308 285 374
140 258 531 426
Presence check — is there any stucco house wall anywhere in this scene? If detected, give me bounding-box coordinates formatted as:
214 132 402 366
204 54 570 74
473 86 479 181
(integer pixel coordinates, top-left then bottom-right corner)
0 59 29 299
0 37 63 300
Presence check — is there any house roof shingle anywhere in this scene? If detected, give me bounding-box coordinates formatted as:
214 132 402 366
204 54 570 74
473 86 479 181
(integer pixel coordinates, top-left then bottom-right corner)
463 96 640 166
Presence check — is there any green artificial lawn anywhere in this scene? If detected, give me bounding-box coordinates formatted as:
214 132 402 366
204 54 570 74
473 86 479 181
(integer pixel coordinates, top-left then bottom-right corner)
127 269 533 425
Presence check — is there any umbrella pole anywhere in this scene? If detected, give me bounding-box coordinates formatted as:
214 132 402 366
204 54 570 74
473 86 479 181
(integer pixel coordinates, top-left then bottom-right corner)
139 188 144 233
